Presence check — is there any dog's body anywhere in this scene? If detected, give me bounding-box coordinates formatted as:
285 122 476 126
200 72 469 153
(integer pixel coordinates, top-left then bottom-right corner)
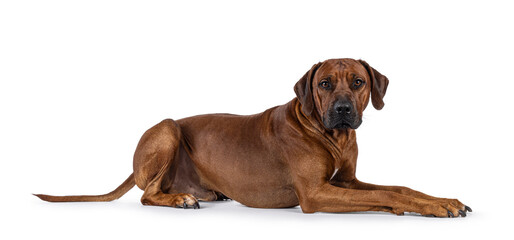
36 58 470 217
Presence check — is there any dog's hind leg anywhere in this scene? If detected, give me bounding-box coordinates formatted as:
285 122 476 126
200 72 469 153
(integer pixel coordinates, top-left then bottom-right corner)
133 119 199 209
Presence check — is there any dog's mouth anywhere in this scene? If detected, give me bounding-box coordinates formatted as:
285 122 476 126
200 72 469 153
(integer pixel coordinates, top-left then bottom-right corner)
332 122 351 129
323 118 361 130
336 121 360 129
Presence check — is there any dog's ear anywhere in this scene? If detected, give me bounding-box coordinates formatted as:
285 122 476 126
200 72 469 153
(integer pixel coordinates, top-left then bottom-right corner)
358 60 389 110
294 62 322 116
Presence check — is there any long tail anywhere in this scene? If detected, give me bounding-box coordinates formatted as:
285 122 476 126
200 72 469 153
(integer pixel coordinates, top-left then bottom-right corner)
34 173 135 202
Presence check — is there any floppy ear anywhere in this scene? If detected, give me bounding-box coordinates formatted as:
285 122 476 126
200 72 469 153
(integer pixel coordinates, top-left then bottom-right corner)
358 60 389 110
294 62 322 116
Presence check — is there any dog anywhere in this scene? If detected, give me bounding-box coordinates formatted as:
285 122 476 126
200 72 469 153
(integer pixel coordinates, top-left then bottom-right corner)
35 58 471 217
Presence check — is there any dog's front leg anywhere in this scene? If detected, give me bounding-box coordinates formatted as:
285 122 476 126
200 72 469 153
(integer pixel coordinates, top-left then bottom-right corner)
296 182 463 217
339 178 444 199
330 170 471 216
347 179 470 215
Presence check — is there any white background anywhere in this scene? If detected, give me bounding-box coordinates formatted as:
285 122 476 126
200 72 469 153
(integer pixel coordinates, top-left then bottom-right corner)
1 0 513 239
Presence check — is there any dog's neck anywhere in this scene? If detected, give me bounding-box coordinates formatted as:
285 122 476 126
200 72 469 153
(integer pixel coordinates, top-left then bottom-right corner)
290 98 353 162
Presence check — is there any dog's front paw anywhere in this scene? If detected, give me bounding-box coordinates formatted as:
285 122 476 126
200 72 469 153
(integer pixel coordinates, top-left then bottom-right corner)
421 199 471 218
436 198 471 217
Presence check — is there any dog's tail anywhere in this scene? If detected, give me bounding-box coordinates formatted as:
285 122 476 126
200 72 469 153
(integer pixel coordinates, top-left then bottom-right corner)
33 173 135 202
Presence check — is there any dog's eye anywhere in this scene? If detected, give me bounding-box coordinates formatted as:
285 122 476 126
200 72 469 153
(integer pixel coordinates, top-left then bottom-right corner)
353 79 364 89
319 80 331 89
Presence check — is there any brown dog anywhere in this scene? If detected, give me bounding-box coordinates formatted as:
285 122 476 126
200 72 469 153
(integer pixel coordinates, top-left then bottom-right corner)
35 58 471 217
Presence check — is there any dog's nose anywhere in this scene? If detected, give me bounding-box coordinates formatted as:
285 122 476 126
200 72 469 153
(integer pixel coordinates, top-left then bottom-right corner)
334 101 352 115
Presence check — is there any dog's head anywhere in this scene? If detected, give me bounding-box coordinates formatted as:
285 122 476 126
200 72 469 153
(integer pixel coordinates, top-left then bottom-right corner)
294 58 389 130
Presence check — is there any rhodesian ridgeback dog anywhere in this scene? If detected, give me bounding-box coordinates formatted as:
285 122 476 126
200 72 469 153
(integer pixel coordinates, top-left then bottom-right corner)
35 58 471 217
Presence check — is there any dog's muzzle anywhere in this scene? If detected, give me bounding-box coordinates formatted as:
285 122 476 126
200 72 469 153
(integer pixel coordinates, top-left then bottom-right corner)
323 99 362 129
